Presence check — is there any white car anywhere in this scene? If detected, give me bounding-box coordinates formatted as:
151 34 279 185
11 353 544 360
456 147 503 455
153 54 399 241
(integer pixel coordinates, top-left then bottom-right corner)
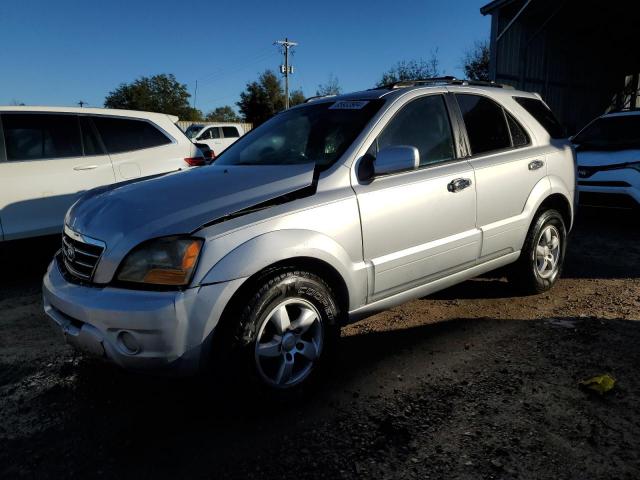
184 123 244 158
574 110 640 209
0 106 205 241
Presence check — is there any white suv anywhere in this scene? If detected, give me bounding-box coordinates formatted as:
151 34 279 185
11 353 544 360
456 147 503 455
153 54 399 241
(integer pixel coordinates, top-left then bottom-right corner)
0 107 204 241
573 110 640 209
184 123 244 158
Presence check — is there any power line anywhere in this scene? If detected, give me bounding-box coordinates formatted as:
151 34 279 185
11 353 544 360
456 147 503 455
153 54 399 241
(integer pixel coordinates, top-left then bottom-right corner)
274 37 298 109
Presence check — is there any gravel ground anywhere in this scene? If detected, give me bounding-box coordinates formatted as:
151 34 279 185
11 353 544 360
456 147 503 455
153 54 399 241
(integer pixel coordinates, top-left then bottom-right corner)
1 208 639 479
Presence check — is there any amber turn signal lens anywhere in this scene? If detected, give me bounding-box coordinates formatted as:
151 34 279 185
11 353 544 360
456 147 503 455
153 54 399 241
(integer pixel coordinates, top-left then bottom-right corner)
141 240 202 286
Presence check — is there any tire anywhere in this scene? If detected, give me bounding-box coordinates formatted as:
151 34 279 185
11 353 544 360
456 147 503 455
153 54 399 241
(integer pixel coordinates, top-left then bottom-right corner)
223 268 340 394
508 208 567 294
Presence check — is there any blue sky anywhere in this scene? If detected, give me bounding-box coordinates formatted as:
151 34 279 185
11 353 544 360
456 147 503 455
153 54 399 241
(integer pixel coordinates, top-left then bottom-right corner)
0 0 490 114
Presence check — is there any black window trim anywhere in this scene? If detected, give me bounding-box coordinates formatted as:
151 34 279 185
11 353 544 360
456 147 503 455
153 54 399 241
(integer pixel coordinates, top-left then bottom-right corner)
78 115 108 157
361 92 467 180
452 92 534 160
0 115 6 162
0 111 85 162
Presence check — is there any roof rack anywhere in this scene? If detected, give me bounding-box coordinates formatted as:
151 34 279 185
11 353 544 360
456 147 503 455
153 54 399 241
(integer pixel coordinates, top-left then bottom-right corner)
376 76 513 90
304 94 338 103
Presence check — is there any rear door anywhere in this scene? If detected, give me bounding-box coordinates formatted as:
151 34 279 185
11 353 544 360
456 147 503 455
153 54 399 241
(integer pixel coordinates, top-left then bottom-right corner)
0 113 115 240
453 93 545 258
92 116 177 179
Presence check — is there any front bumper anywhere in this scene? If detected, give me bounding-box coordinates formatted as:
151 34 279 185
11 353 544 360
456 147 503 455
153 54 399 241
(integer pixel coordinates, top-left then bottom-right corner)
577 168 640 208
43 257 245 374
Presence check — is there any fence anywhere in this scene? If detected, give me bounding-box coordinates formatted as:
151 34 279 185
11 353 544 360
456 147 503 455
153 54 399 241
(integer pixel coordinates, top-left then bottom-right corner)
176 120 253 133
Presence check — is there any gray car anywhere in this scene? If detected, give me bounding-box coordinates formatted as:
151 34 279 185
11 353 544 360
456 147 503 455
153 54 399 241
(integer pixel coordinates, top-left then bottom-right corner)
43 79 576 390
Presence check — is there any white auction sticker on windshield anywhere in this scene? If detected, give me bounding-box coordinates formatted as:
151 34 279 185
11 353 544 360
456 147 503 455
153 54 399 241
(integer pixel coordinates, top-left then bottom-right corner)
329 100 369 110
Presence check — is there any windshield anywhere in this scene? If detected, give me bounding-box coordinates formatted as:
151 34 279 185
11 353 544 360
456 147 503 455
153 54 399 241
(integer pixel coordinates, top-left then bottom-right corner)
573 115 640 149
215 100 384 170
185 125 203 139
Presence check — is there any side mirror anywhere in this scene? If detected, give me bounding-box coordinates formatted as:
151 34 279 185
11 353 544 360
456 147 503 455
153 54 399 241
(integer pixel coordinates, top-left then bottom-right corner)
374 145 420 176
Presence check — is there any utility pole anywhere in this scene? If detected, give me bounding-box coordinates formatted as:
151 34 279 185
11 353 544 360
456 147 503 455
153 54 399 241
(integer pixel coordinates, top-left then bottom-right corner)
193 80 198 111
274 37 298 109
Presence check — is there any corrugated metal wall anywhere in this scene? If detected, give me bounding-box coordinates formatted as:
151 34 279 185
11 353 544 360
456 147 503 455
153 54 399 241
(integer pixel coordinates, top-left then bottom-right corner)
485 0 640 134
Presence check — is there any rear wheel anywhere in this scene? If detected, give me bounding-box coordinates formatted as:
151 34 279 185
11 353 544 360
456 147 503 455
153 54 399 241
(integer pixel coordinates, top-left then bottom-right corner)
508 209 567 294
225 268 340 393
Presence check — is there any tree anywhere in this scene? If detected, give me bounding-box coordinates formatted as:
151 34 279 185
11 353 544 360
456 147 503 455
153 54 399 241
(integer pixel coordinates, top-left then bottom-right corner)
316 74 342 96
205 106 241 122
289 89 306 107
237 70 286 126
104 73 203 120
462 40 490 81
377 51 440 87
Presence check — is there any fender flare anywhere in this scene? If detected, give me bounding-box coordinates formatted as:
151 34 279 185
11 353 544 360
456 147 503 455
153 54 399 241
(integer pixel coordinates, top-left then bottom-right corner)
200 229 367 310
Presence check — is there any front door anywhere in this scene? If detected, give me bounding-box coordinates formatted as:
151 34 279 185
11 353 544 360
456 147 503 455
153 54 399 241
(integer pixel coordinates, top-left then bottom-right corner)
353 94 480 300
0 113 115 240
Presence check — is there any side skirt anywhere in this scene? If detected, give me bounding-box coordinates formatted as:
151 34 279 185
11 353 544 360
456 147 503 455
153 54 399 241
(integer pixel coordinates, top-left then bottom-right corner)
346 251 520 324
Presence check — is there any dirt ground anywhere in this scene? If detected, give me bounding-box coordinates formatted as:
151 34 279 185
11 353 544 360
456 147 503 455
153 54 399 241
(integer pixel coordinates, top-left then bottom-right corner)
1 208 639 479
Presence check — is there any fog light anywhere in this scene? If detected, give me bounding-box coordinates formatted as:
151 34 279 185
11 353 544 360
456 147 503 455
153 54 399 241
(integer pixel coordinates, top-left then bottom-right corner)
117 331 140 355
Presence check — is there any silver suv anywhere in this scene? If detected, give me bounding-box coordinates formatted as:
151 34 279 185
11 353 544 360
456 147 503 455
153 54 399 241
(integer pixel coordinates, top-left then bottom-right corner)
43 79 576 390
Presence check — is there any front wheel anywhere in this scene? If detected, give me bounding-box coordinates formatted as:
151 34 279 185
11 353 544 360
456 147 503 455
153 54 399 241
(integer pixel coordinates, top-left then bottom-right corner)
227 269 340 392
508 209 567 294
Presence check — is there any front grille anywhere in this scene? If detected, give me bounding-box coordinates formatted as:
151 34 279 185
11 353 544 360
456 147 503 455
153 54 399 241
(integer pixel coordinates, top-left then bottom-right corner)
61 229 105 282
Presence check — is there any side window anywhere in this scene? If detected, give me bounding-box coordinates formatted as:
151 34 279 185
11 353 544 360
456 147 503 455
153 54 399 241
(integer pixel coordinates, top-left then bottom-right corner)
375 95 455 167
209 127 221 139
2 113 82 161
456 94 511 155
79 116 106 156
222 126 239 138
92 117 172 154
505 111 530 147
513 97 566 138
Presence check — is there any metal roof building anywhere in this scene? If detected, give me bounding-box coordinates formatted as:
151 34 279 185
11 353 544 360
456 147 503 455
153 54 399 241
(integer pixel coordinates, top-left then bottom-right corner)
481 0 640 133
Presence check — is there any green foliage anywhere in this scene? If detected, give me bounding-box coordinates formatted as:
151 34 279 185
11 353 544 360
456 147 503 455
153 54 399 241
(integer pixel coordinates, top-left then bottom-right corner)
316 74 342 96
104 74 202 120
378 52 440 87
237 70 306 126
463 40 490 81
205 105 241 122
289 89 306 107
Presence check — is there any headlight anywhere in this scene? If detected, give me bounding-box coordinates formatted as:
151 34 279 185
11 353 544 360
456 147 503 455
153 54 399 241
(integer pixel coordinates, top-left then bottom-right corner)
117 236 203 287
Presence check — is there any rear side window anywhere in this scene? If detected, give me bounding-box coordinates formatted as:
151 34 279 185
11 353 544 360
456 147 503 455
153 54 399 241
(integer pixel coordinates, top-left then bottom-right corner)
514 97 566 139
222 126 240 138
505 111 530 147
92 117 171 154
456 94 511 155
2 113 82 160
375 95 455 167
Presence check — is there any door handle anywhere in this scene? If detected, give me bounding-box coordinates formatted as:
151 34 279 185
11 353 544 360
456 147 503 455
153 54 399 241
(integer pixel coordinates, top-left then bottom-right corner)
73 165 98 171
528 160 545 171
447 178 472 193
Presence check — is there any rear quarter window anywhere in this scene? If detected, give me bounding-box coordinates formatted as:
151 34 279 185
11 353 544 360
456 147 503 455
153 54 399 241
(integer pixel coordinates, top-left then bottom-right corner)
514 97 566 139
222 126 240 138
92 117 172 154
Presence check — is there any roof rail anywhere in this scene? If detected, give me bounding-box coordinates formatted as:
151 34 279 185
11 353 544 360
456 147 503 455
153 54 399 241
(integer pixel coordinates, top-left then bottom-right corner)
304 94 338 103
376 76 513 90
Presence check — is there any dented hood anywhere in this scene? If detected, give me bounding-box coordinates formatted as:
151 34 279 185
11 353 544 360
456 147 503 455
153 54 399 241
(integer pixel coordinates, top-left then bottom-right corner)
66 162 316 255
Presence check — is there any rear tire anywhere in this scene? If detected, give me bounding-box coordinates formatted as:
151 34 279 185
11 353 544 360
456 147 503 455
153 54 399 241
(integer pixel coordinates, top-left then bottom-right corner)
223 268 340 395
508 209 567 294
